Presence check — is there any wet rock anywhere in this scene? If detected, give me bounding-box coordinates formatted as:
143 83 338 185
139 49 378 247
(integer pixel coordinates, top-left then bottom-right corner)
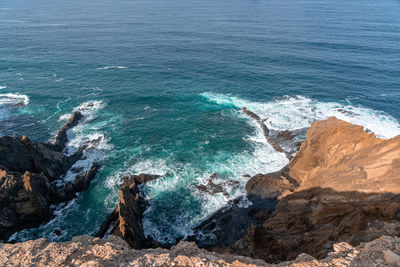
53 229 62 236
73 163 99 192
242 107 293 159
0 112 98 241
50 163 99 203
96 174 160 249
193 195 276 248
52 111 83 152
195 173 240 197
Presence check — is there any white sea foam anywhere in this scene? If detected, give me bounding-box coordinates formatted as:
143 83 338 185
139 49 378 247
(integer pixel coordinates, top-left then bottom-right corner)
0 86 6 90
0 93 29 106
201 92 400 139
96 66 128 70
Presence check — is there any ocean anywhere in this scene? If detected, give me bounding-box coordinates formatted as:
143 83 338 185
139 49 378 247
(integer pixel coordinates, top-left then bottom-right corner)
1 0 400 243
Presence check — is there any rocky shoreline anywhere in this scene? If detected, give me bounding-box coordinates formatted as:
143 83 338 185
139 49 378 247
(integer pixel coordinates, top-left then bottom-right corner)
0 112 99 241
1 108 400 266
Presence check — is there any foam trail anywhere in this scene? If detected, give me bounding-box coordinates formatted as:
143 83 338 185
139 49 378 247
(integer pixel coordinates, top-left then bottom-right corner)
201 92 400 139
0 86 6 90
0 93 29 107
96 66 128 70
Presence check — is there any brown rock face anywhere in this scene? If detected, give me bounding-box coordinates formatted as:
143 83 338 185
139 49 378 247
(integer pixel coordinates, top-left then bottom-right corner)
97 174 160 249
198 116 400 263
234 188 400 262
288 117 400 193
0 170 52 239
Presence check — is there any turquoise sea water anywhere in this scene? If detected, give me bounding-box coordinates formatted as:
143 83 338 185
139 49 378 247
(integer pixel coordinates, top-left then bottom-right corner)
1 0 400 243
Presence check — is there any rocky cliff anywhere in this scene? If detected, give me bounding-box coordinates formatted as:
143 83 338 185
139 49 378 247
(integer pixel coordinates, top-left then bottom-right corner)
1 234 399 266
194 115 400 264
0 112 99 241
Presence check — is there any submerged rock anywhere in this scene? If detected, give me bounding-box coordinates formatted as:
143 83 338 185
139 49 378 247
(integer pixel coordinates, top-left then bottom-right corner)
195 173 240 197
242 107 298 159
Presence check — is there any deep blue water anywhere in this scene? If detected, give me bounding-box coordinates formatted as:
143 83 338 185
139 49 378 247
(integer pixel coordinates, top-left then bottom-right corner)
1 0 400 242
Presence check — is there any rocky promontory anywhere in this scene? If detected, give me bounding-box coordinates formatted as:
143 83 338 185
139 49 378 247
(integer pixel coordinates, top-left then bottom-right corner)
0 112 99 241
195 115 400 264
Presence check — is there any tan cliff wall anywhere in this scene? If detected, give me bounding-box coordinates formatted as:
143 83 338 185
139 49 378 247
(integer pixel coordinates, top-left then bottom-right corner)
287 117 400 193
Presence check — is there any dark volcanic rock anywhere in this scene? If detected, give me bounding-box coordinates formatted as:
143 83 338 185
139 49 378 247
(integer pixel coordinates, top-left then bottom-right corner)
193 195 276 248
97 174 161 249
0 134 81 181
52 111 83 152
0 112 99 241
73 163 99 192
242 107 293 159
195 173 240 198
50 163 99 203
0 169 52 240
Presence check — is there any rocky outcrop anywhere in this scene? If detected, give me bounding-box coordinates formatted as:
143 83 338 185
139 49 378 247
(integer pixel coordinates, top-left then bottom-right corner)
1 234 400 267
52 111 83 152
97 174 160 249
285 117 400 193
0 134 82 181
245 167 298 199
194 116 400 263
233 188 400 263
50 163 99 203
193 195 276 248
195 173 240 197
242 107 291 159
0 112 99 241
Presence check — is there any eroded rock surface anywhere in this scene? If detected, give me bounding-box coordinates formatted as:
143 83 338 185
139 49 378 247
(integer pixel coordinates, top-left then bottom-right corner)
195 116 400 263
97 174 160 249
0 112 99 241
1 234 400 267
287 117 400 193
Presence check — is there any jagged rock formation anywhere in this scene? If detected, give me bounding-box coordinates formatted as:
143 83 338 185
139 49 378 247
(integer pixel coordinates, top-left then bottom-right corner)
96 174 160 249
1 234 400 266
195 173 240 197
242 107 291 159
52 111 83 152
194 116 400 263
0 112 99 241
